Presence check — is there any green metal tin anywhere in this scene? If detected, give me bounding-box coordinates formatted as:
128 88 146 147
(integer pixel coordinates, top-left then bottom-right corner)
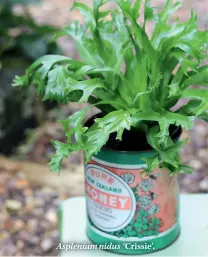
85 148 180 254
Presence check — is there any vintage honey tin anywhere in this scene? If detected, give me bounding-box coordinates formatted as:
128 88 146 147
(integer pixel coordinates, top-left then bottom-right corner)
85 149 180 254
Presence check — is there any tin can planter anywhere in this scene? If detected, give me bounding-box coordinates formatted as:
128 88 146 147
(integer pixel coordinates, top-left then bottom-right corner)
85 147 180 254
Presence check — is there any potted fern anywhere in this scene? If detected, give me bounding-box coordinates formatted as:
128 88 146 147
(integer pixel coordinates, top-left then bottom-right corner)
14 0 208 254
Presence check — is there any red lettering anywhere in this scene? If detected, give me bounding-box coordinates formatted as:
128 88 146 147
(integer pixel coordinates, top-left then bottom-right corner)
86 182 131 210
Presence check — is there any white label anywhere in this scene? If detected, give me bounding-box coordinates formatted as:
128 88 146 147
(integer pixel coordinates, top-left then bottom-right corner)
85 164 136 232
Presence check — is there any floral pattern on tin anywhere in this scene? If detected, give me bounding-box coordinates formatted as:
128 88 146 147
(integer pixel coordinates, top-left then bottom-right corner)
138 194 152 209
150 192 157 200
147 203 160 215
120 173 135 185
138 179 153 192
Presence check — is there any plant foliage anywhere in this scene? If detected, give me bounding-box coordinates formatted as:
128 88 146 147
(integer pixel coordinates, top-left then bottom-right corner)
13 0 208 175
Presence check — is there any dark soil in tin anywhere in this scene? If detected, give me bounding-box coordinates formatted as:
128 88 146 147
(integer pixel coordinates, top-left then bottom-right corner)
86 113 182 152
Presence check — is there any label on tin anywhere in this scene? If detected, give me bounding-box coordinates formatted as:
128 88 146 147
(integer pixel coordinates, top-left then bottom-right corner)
85 156 179 239
85 164 136 232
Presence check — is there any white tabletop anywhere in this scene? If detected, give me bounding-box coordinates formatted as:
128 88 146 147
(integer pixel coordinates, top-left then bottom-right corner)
59 194 208 256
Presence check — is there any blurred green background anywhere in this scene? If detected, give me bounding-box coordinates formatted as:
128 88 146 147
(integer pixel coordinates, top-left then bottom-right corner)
0 0 207 255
